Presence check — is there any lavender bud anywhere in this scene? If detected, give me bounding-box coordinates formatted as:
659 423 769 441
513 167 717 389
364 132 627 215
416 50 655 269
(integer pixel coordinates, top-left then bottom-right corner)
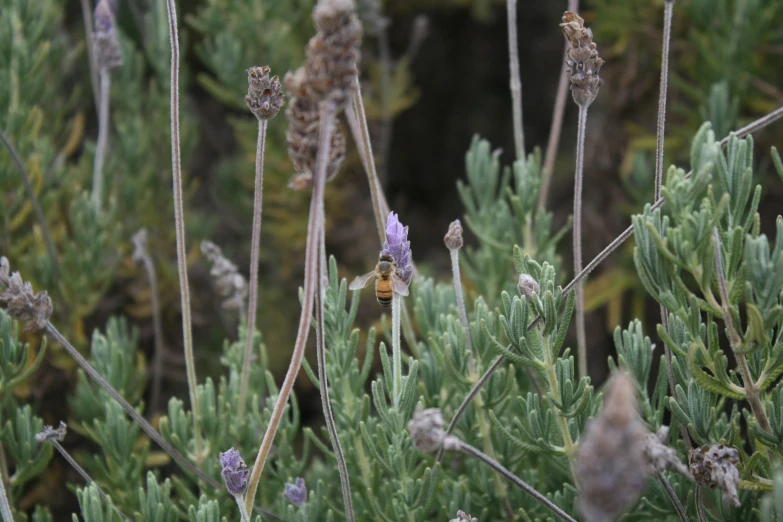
449 510 478 522
444 219 464 250
407 406 445 454
381 211 413 287
93 0 122 70
0 257 53 332
219 448 249 496
517 274 540 301
36 422 67 443
245 66 285 121
575 372 647 522
689 444 741 507
283 477 307 506
561 12 603 108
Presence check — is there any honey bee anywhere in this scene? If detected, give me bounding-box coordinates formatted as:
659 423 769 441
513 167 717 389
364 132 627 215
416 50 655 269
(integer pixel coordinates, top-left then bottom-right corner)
349 254 409 306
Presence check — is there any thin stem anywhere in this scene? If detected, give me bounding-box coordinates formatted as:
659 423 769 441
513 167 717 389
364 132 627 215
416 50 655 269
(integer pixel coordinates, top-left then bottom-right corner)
245 103 335 514
657 473 690 522
712 228 771 433
0 130 59 278
449 248 475 372
539 0 579 211
234 496 251 522
315 218 354 521
79 0 100 115
92 68 111 214
453 438 578 522
695 486 708 522
439 104 783 455
544 339 577 479
573 104 588 378
238 119 268 420
163 0 201 462
654 1 674 201
506 0 525 165
44 324 216 486
392 291 402 408
0 467 13 522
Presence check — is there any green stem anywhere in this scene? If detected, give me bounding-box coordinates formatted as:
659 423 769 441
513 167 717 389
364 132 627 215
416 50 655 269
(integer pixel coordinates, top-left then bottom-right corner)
506 0 525 165
543 335 577 478
164 0 201 462
234 495 251 522
573 104 588 378
238 119 268 420
449 247 474 373
92 68 111 214
392 291 402 408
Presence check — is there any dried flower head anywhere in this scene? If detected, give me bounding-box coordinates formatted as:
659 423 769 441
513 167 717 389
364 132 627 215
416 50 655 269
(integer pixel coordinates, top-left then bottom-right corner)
575 372 647 522
643 426 690 477
689 444 741 507
449 510 478 522
36 422 67 443
93 0 122 70
561 12 603 108
201 241 248 313
0 257 53 332
305 0 362 109
246 66 285 121
283 477 307 506
517 274 540 301
444 219 464 250
407 406 445 454
381 211 413 287
219 448 249 496
284 67 347 188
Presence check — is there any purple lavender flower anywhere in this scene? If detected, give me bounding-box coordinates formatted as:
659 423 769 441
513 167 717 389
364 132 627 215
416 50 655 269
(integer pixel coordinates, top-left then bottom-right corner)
94 0 115 35
283 477 307 506
381 211 413 286
219 448 249 496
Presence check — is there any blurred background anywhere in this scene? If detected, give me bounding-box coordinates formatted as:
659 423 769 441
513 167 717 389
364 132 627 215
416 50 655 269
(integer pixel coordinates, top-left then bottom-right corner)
2 0 783 515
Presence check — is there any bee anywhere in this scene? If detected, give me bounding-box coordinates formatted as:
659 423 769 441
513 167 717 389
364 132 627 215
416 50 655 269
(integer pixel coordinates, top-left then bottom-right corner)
349 254 409 306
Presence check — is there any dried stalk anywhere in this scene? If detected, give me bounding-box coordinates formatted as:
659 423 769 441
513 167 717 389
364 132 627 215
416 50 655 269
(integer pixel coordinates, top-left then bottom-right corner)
506 0 525 164
92 69 111 214
574 104 588 378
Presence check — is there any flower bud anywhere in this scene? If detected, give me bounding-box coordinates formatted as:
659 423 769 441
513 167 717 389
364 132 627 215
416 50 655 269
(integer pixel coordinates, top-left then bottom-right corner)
407 407 445 454
245 66 285 121
517 274 540 301
444 219 464 250
219 448 249 496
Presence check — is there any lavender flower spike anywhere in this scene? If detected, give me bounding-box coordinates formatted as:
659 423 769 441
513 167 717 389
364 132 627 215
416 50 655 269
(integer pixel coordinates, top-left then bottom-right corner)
381 211 413 286
283 477 307 506
219 448 249 496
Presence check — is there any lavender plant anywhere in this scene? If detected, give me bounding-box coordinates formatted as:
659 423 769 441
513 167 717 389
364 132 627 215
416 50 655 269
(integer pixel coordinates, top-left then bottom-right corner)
3 0 783 521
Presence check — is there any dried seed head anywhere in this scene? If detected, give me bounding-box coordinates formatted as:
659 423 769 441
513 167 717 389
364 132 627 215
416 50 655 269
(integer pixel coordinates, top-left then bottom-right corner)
561 12 603 108
219 448 249 496
93 0 122 70
305 0 362 109
283 477 307 506
449 510 478 522
444 219 464 250
517 274 540 301
643 426 690 477
689 444 741 507
381 211 413 287
284 67 347 187
246 66 285 121
200 241 248 312
36 421 67 443
575 372 647 522
0 257 53 332
407 406 445 454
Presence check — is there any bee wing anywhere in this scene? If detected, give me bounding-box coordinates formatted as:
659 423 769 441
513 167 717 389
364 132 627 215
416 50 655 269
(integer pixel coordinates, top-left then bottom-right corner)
392 276 410 297
349 271 376 291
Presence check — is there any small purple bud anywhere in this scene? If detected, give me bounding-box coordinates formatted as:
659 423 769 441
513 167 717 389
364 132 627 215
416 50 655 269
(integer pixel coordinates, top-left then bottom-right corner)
380 211 413 286
283 477 307 506
94 0 115 34
219 448 249 496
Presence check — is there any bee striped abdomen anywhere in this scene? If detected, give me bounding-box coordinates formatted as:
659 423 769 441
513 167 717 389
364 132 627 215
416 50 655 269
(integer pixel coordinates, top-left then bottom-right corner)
375 278 393 307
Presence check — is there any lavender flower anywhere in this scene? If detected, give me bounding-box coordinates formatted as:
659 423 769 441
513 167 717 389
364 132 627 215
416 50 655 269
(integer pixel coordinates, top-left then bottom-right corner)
381 211 413 286
219 448 249 496
93 0 122 70
283 477 307 506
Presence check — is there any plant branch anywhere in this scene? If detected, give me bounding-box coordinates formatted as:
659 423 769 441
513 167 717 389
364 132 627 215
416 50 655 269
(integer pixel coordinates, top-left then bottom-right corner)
574 104 588 378
658 473 690 522
92 68 111 214
315 220 354 521
164 0 201 461
695 486 707 522
712 228 771 433
539 0 579 211
79 0 100 115
506 0 525 165
238 119 268 420
0 130 60 278
449 247 475 373
245 103 335 514
451 438 577 522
